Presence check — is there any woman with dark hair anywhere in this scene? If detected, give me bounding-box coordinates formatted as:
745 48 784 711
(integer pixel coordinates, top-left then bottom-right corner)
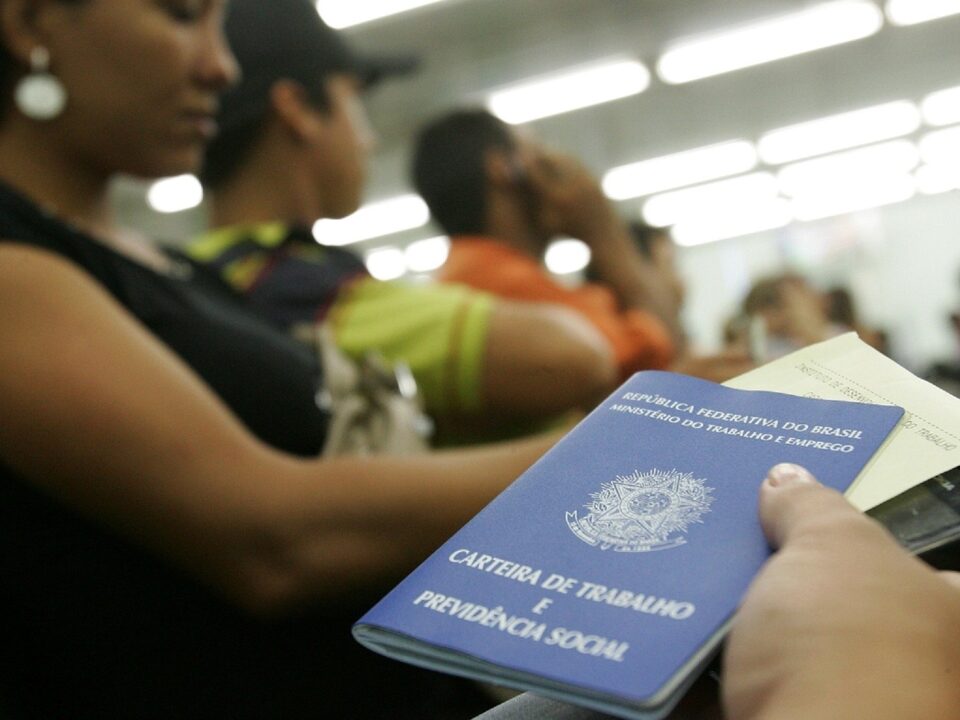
0 1 556 716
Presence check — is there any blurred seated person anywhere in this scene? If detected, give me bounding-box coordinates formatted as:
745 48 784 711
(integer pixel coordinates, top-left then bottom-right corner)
0 0 565 716
413 110 752 384
825 285 889 354
741 273 845 360
923 281 960 396
185 11 616 443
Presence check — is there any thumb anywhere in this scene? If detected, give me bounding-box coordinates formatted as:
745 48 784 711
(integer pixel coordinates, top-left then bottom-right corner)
758 463 858 550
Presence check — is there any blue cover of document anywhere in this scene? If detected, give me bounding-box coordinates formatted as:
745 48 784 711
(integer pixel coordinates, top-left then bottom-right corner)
354 371 904 719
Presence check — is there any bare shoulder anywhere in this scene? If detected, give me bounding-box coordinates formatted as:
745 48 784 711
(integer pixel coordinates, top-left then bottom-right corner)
0 241 117 318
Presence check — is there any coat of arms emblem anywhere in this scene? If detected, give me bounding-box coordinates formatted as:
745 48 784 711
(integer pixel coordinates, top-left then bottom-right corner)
565 469 714 552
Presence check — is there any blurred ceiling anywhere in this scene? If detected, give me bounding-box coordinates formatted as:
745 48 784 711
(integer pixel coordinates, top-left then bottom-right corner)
356 0 960 193
119 0 960 254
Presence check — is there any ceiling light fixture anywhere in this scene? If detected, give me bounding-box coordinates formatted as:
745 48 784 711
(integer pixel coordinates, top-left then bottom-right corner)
915 164 960 194
544 239 592 275
487 59 650 125
777 140 920 197
364 246 407 281
316 0 446 29
146 174 203 214
885 0 960 26
641 173 779 228
919 126 960 164
921 85 960 126
791 174 916 221
312 194 430 246
656 0 883 84
671 200 792 247
758 101 921 164
602 140 757 200
404 236 450 273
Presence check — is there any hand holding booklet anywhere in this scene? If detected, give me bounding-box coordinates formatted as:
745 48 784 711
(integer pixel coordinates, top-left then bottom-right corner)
354 367 904 719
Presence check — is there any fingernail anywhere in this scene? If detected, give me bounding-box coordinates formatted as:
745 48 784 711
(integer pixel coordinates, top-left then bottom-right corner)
766 463 816 488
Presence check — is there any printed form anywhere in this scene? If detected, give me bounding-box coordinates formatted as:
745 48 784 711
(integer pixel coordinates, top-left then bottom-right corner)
727 333 960 510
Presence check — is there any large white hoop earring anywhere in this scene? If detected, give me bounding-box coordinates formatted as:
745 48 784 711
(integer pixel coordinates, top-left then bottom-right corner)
14 46 67 121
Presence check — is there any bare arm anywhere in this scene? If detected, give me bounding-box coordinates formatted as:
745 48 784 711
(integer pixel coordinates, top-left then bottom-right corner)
0 245 558 614
479 300 617 416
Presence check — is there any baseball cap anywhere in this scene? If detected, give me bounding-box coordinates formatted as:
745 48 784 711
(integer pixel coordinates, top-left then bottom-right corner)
219 0 419 130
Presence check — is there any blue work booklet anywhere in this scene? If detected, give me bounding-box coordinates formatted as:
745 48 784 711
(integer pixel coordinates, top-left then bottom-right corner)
354 371 904 719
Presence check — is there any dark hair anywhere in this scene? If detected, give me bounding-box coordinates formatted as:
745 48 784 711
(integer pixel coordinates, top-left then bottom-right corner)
199 79 331 190
627 221 668 258
411 108 516 236
0 45 17 118
825 286 856 326
202 0 415 189
742 273 805 315
0 0 88 120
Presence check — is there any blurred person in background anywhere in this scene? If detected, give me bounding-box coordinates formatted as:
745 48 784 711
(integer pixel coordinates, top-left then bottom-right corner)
825 285 889 354
922 271 960 396
413 109 752 384
414 109 681 378
187 4 620 444
741 272 845 360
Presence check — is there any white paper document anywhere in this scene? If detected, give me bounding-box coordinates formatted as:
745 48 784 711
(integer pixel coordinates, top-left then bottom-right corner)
727 333 960 510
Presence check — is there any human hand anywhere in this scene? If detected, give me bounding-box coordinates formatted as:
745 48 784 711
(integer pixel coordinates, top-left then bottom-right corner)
723 463 960 720
524 149 614 242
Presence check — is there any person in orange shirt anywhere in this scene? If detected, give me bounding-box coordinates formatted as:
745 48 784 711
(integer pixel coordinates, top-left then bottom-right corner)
413 110 751 383
413 109 682 379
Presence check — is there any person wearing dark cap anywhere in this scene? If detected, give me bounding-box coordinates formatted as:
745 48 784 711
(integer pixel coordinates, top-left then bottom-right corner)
186 0 618 443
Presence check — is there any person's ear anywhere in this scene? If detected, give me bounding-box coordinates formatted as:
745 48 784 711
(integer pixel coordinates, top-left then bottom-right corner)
268 79 321 142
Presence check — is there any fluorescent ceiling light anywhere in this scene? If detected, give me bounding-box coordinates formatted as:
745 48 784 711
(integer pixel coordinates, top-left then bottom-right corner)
922 85 960 126
146 174 203 214
777 140 920 196
642 172 779 227
758 101 921 164
487 59 650 125
915 164 960 194
885 0 960 25
316 0 446 29
791 174 916 221
671 199 792 247
404 236 450 273
364 247 407 281
657 0 883 84
602 140 757 200
920 126 960 165
312 194 429 246
544 239 591 275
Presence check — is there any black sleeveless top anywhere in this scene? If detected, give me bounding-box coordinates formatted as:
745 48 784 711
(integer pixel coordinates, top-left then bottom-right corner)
0 182 489 719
